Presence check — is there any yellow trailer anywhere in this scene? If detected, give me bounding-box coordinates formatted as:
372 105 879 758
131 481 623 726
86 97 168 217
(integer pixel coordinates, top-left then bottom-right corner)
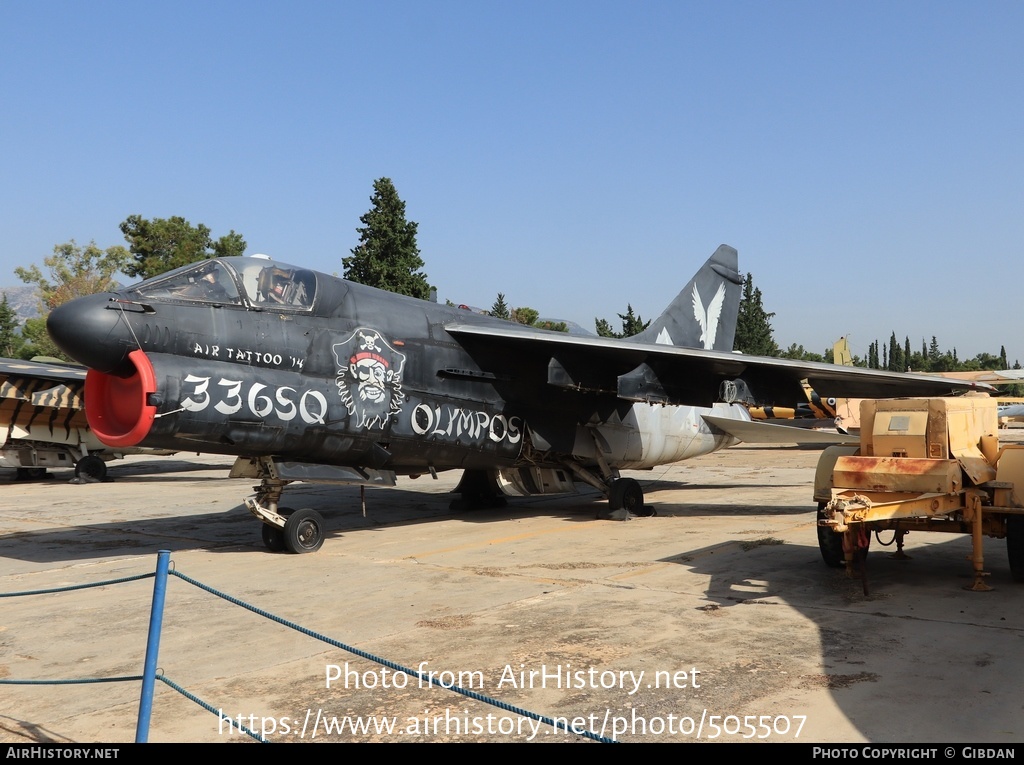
814 394 1024 591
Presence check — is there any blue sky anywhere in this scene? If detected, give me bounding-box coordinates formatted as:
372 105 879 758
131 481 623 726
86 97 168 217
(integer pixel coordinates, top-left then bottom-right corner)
3 1 1022 363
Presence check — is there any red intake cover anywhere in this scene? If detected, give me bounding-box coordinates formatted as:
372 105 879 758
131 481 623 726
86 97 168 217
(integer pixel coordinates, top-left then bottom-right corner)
84 349 157 447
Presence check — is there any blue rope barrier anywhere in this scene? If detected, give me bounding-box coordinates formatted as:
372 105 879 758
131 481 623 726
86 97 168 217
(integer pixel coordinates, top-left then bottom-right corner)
0 676 143 686
0 572 155 598
156 675 267 743
0 675 266 742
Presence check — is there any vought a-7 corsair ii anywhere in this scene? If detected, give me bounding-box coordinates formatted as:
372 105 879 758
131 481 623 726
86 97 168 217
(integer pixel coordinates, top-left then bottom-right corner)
46 246 988 553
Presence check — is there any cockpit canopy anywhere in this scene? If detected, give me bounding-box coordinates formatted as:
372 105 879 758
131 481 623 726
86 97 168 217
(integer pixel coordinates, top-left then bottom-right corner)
125 257 317 310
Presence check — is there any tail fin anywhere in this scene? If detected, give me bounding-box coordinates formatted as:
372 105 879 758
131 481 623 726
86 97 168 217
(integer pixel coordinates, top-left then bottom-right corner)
629 244 742 351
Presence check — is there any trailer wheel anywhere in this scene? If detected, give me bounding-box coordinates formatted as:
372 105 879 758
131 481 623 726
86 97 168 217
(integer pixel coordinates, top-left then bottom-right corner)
1007 516 1024 582
817 503 845 568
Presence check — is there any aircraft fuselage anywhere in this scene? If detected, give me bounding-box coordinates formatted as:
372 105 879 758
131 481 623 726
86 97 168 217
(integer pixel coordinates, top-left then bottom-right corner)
46 257 740 481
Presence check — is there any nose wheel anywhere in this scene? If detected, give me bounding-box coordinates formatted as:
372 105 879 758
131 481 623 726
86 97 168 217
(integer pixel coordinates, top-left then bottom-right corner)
283 508 325 553
258 506 325 554
244 472 328 554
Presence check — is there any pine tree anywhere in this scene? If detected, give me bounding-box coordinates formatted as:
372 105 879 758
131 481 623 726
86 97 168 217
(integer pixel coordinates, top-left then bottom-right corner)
119 216 245 280
343 178 431 299
490 293 510 320
888 332 903 372
619 305 649 337
733 273 778 356
596 305 650 338
0 294 26 359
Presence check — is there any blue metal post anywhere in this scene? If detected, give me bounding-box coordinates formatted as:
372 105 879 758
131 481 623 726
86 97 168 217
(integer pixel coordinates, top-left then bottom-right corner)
136 550 171 743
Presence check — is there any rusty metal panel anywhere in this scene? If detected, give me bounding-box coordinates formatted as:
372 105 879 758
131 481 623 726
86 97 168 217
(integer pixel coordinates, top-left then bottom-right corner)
946 397 999 484
996 445 1024 506
813 444 860 501
832 455 962 494
859 398 876 455
827 490 966 523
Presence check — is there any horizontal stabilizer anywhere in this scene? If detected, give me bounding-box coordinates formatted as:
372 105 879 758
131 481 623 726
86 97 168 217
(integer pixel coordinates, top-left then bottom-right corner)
703 414 859 445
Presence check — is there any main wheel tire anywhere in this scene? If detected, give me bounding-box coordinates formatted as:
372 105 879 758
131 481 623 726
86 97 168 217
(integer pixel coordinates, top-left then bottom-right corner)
817 503 845 569
261 523 286 552
609 478 645 516
1007 516 1024 582
75 455 107 482
283 508 325 554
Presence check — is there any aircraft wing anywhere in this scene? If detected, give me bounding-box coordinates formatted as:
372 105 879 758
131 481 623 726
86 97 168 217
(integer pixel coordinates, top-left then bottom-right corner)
0 358 87 422
444 324 994 407
932 369 1024 385
0 357 89 461
0 357 86 384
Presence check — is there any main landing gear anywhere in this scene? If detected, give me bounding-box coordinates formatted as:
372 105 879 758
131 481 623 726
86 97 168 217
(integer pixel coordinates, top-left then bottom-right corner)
75 454 108 482
603 476 655 519
608 477 648 517
558 454 655 520
577 433 655 519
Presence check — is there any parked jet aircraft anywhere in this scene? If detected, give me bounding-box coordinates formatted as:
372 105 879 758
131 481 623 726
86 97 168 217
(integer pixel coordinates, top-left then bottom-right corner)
46 245 990 553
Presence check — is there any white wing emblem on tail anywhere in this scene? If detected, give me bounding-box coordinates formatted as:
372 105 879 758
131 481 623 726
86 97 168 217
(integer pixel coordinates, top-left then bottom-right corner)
692 282 726 350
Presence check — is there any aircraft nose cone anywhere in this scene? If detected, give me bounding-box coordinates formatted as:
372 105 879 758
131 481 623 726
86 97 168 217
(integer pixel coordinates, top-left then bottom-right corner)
47 294 134 375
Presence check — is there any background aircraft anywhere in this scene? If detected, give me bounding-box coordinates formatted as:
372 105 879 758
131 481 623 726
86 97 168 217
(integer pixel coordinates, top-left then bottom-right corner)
0 358 176 481
46 246 988 553
0 358 99 479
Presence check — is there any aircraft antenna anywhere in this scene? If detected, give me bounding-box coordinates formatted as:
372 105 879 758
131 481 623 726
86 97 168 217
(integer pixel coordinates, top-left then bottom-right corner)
115 300 143 350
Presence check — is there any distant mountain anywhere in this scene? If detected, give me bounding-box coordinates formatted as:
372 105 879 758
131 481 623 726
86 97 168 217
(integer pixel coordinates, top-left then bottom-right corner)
0 285 42 323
